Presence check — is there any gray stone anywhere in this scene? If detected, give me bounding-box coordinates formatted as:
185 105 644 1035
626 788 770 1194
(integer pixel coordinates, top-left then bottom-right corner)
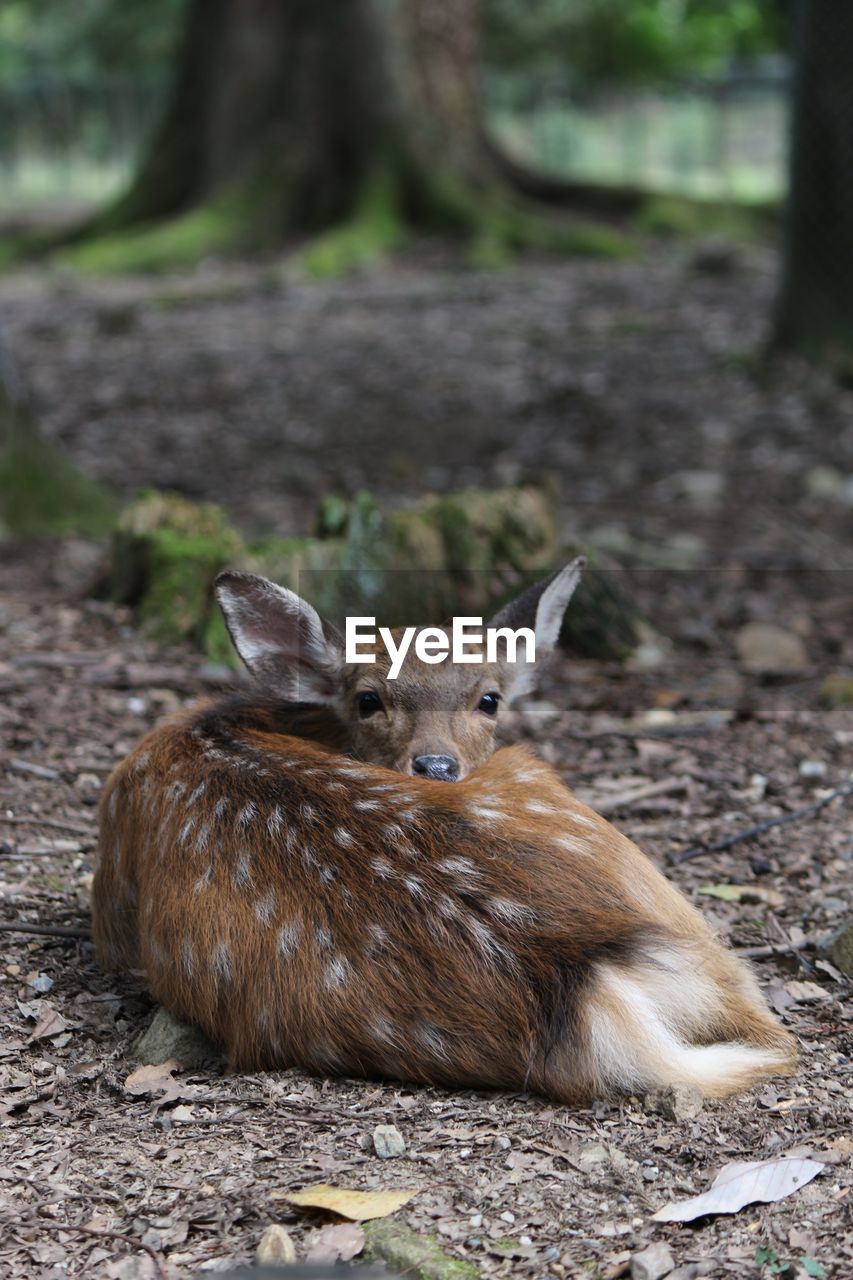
825 921 853 977
735 623 808 674
133 1006 222 1068
644 1084 704 1122
631 1241 675 1280
373 1123 406 1159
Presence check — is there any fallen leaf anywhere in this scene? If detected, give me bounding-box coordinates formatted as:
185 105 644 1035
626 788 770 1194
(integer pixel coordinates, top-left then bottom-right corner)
123 1059 182 1101
28 1004 70 1042
698 883 747 902
697 884 783 906
652 1158 824 1222
784 981 829 1003
278 1183 418 1221
306 1223 365 1262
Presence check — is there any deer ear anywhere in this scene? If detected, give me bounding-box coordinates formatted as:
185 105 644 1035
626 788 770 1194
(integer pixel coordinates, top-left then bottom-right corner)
488 557 585 699
215 571 344 702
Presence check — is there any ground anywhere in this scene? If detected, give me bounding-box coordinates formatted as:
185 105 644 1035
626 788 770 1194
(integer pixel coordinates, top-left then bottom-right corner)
0 244 851 1280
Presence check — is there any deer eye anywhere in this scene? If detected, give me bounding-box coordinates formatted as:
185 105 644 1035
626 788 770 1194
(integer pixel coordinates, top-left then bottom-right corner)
357 690 384 718
477 692 500 716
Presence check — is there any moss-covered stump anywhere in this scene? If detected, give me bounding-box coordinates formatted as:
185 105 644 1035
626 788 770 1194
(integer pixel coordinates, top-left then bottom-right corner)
109 486 645 661
110 491 244 646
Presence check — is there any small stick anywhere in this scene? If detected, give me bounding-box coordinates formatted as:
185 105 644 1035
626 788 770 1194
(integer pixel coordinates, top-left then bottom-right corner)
669 781 853 865
734 942 815 960
8 1219 168 1280
592 776 690 816
0 922 90 939
0 815 95 836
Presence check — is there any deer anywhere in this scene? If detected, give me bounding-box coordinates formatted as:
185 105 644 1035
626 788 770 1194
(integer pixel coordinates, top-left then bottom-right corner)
92 560 795 1102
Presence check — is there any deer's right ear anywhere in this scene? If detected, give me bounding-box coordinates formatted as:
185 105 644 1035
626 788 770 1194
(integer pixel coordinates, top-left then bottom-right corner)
215 571 344 702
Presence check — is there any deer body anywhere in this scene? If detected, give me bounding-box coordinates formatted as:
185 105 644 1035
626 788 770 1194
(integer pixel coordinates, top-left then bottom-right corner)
92 563 794 1100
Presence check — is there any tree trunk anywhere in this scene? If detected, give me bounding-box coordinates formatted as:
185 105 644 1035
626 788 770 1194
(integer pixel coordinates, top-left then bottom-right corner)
774 1 853 359
94 0 493 245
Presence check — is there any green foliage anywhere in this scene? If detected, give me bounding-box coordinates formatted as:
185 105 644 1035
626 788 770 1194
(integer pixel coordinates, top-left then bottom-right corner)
57 205 238 274
301 171 405 279
0 0 183 81
484 1 785 86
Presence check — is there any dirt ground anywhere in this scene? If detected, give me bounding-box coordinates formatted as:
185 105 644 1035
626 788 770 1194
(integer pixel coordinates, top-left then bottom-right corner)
1 246 851 1279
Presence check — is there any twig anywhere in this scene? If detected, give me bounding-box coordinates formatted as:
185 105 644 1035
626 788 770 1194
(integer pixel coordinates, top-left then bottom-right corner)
0 922 90 939
7 1218 168 1280
591 776 690 816
734 942 816 961
669 781 853 865
7 759 61 781
0 815 95 836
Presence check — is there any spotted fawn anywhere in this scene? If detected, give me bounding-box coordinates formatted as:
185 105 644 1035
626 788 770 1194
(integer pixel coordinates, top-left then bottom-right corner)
93 562 795 1100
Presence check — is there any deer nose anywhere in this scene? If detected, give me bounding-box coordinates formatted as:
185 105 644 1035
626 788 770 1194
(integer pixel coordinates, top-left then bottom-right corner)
412 754 459 782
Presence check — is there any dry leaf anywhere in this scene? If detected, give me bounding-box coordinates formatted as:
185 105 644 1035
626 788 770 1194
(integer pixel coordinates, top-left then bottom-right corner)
652 1158 824 1222
784 981 829 1003
28 1004 69 1042
278 1183 418 1221
306 1223 365 1261
697 883 782 905
123 1059 182 1101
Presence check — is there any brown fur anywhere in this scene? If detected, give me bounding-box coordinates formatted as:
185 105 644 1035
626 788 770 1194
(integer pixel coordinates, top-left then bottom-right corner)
93 691 795 1101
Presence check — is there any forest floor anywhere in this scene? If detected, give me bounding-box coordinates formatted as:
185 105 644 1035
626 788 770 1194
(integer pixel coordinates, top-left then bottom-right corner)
1 243 851 1280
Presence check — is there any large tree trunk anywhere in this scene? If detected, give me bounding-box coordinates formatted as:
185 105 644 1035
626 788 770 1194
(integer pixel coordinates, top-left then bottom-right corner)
94 0 493 245
774 2 853 358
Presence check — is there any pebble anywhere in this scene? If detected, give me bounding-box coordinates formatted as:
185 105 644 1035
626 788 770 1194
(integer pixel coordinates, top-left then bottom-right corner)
255 1224 296 1266
373 1123 406 1159
644 1083 704 1122
798 759 827 778
631 1241 675 1280
735 622 808 674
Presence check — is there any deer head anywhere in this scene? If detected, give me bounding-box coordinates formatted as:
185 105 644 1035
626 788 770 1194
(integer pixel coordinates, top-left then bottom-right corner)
214 560 584 779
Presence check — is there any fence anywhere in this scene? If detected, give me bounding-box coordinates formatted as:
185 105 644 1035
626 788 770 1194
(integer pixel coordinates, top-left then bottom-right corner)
484 60 791 203
0 61 791 217
0 74 164 215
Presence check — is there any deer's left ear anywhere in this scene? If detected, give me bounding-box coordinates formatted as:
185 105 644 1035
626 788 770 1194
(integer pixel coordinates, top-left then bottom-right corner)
488 557 584 699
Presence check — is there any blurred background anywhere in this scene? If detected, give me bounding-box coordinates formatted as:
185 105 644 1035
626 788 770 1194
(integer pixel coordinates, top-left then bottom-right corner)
0 0 850 663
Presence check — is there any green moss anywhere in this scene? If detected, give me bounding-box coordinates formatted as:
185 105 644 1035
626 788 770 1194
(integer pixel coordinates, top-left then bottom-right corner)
364 1219 479 1280
137 528 234 644
0 425 117 537
636 194 774 241
301 170 406 279
55 205 241 275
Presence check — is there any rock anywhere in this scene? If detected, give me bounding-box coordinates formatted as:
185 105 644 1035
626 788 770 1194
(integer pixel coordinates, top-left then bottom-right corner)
735 623 808 675
364 1218 478 1279
631 1241 675 1280
644 1083 704 1122
373 1123 406 1159
133 1007 222 1069
798 759 827 779
690 237 741 275
824 922 853 977
667 1264 716 1280
804 465 853 506
672 469 725 506
255 1224 297 1266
